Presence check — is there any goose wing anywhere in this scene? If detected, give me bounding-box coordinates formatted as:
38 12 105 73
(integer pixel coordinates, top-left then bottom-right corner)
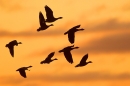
39 12 46 27
64 25 80 35
80 54 88 64
45 5 55 20
45 52 55 60
8 45 14 57
19 69 26 78
68 32 75 44
63 51 73 64
64 29 70 35
72 25 80 29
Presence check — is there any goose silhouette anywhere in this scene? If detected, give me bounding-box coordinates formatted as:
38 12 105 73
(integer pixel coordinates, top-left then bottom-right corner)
75 54 92 67
40 52 58 64
16 66 32 78
64 25 84 44
45 5 63 23
59 45 79 64
5 40 22 57
37 11 53 32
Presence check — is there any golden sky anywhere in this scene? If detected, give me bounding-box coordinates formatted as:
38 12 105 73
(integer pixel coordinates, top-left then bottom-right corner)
0 0 130 86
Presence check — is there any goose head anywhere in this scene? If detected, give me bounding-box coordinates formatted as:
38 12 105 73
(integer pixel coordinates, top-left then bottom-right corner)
5 44 8 47
56 17 63 20
87 61 92 64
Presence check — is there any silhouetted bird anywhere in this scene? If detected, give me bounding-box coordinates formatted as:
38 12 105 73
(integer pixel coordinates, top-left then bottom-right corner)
40 52 58 64
37 11 53 32
45 5 63 23
64 25 84 44
16 66 32 78
59 45 79 64
5 40 22 57
75 54 92 67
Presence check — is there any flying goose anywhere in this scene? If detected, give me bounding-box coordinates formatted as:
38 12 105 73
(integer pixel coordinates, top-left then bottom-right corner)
16 66 32 78
5 40 22 57
40 52 58 64
37 11 53 31
59 45 79 64
45 5 63 23
64 25 84 44
75 54 92 67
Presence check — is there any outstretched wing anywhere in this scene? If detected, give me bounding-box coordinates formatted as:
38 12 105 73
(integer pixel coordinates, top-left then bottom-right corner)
65 45 74 49
39 12 46 27
19 70 26 78
45 5 55 20
64 51 73 64
71 25 80 29
80 54 88 64
64 30 69 35
45 52 55 60
64 25 80 35
68 32 75 44
8 45 14 57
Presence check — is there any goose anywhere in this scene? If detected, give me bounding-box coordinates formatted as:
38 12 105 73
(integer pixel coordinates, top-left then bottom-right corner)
16 66 32 78
45 5 63 23
75 54 92 67
59 45 79 64
37 11 53 32
5 40 22 57
64 25 84 44
40 52 58 64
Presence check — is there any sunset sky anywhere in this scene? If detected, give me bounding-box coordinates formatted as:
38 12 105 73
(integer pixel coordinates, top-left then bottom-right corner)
0 0 130 86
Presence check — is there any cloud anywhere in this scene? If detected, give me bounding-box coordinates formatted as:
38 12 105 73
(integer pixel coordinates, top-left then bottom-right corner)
121 1 130 11
0 29 65 38
20 18 130 57
77 32 130 54
1 71 130 85
0 20 74 38
31 72 130 82
0 18 130 38
27 47 56 58
84 18 130 33
0 0 23 12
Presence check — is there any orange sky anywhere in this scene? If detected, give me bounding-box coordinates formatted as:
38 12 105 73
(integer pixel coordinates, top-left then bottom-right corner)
0 0 130 86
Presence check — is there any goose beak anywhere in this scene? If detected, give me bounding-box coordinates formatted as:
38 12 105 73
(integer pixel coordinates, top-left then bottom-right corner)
59 50 63 53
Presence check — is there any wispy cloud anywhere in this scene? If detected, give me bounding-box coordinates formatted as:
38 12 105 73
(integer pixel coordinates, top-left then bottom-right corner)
0 29 65 38
78 32 130 54
20 18 130 57
1 72 130 85
0 20 76 38
84 18 130 33
121 1 130 11
0 0 23 12
0 18 129 38
31 72 130 82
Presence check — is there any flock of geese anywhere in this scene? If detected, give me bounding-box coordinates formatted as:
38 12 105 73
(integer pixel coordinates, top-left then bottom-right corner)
5 5 92 78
